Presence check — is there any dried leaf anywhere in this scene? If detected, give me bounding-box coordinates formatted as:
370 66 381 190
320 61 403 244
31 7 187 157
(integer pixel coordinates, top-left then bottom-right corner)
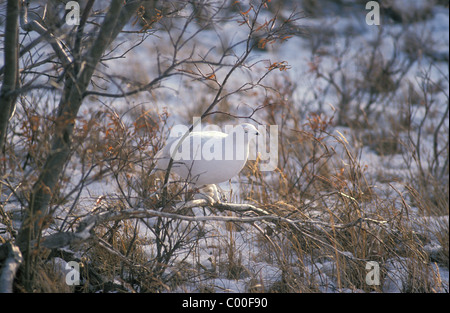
241 7 251 15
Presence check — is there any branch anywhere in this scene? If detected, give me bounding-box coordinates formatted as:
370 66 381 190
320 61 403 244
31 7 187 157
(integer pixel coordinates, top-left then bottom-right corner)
73 0 96 68
159 0 301 202
82 65 181 99
40 198 387 260
20 1 72 68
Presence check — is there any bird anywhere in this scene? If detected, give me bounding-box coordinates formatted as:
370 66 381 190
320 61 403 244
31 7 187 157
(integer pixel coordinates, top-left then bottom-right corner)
154 123 260 201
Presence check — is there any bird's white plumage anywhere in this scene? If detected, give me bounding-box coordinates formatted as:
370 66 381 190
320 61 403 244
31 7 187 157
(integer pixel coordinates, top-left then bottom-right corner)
154 123 259 187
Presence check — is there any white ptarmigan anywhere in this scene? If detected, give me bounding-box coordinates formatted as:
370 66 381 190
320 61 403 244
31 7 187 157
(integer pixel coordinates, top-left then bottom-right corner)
154 123 260 199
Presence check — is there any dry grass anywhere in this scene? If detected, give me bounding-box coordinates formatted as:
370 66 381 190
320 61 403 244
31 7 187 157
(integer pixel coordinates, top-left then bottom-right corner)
9 65 448 293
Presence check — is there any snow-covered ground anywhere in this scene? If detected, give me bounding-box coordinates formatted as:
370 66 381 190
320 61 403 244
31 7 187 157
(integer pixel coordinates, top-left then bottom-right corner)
1 0 448 293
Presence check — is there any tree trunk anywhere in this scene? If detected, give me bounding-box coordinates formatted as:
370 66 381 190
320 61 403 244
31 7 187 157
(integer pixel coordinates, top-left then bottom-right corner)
0 0 20 151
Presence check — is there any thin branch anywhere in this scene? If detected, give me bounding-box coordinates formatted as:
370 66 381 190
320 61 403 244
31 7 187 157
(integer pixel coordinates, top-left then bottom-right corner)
20 1 72 68
40 198 387 262
161 1 278 205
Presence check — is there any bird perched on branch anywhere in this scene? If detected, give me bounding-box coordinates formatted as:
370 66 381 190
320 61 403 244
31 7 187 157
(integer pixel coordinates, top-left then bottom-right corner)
154 123 260 202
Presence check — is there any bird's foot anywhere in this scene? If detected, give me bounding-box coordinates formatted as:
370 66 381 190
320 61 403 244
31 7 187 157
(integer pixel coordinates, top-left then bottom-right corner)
194 184 224 204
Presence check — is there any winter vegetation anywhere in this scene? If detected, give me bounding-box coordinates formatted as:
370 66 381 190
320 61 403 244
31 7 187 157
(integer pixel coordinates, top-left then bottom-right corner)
0 0 448 293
